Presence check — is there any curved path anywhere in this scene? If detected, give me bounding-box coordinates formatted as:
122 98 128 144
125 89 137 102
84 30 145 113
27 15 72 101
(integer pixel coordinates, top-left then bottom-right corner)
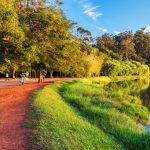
0 78 67 150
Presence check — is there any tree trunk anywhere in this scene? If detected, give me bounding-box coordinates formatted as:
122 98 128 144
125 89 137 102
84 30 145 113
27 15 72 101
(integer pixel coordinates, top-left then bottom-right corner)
38 68 43 83
50 70 53 78
15 72 18 78
60 71 62 78
29 70 32 78
13 69 15 79
35 71 36 78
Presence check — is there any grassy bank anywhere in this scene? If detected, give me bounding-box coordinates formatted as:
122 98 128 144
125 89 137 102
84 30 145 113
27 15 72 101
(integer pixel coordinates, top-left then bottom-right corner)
26 84 122 150
26 77 150 150
86 75 148 84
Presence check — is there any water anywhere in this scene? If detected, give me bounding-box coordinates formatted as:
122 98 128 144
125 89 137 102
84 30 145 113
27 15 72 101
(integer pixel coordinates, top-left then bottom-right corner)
140 86 150 133
146 116 150 133
104 78 150 133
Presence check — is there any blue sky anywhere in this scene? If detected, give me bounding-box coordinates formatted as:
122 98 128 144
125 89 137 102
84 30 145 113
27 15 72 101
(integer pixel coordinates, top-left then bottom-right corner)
61 0 150 37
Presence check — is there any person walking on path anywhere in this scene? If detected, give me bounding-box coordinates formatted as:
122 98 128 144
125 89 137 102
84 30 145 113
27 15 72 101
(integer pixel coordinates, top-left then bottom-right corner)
19 72 26 85
25 71 29 80
43 72 46 81
5 72 9 81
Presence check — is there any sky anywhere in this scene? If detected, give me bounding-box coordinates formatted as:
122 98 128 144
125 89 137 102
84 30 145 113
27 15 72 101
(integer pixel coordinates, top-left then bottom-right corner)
61 0 150 37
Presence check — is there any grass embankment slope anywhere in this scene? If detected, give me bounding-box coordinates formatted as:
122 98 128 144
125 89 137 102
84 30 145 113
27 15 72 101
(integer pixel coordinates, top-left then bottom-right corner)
26 77 150 150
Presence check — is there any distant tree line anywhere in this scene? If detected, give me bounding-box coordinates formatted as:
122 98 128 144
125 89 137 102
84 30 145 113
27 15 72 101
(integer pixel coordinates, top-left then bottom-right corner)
96 30 150 63
96 30 150 76
0 0 149 82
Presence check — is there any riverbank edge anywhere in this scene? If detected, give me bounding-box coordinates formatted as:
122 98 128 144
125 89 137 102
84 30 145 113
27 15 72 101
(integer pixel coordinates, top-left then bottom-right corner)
82 75 148 83
25 76 150 149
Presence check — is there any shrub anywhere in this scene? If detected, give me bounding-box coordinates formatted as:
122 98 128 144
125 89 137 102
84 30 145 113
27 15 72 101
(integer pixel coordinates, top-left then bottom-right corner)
102 59 149 76
84 55 105 77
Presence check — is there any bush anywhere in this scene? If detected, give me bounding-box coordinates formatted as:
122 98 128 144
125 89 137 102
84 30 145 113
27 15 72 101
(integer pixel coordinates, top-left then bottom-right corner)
102 59 149 76
84 55 105 77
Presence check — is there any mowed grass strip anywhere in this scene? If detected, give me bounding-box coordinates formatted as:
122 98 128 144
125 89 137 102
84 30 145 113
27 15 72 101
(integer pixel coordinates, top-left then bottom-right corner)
26 84 122 150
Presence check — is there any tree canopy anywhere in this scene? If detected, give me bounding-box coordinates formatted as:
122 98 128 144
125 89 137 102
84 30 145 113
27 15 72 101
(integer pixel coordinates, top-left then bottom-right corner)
0 0 150 80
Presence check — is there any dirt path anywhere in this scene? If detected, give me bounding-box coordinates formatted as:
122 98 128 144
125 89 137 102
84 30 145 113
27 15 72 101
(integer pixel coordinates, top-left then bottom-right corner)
0 82 52 150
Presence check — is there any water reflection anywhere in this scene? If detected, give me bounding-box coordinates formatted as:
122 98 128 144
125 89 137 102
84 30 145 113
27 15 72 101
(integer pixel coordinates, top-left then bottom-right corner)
140 82 150 133
104 78 149 108
104 78 150 132
141 87 150 111
145 116 150 133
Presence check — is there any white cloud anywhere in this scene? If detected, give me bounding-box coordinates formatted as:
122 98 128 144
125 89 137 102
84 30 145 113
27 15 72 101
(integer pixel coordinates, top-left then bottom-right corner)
83 4 102 21
144 25 150 33
84 5 100 12
114 31 120 35
92 25 108 33
82 3 90 8
83 5 102 21
98 27 108 32
79 1 102 21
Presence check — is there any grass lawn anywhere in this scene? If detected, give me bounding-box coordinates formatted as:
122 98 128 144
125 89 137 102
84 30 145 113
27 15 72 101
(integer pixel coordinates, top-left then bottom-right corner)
26 77 150 150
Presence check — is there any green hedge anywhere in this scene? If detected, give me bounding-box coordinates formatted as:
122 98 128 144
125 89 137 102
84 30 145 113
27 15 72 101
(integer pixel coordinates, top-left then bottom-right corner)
102 59 149 76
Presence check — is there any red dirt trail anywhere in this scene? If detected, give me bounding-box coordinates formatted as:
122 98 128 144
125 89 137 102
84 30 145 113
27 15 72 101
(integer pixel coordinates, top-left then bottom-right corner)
0 82 49 150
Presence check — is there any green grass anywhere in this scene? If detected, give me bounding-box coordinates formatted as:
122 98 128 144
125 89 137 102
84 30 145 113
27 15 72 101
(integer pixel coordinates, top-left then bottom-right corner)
26 84 122 150
26 78 150 150
110 75 148 82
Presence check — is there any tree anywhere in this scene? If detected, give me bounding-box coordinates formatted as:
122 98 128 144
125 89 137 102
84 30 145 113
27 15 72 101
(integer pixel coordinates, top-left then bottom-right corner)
0 0 25 77
114 31 135 59
84 55 105 77
134 30 150 63
97 34 114 51
96 34 120 59
77 27 92 43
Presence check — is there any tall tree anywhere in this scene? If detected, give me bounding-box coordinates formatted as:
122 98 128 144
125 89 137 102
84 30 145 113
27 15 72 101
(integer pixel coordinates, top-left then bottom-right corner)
115 31 135 59
0 0 25 77
77 27 92 43
17 0 79 82
134 30 150 63
96 34 120 59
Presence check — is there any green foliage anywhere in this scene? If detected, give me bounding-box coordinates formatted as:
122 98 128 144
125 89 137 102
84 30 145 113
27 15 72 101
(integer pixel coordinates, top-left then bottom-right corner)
26 79 150 149
58 79 150 149
96 34 119 59
96 30 150 64
134 30 150 63
0 0 150 79
0 0 25 73
77 27 92 43
0 0 91 79
83 55 105 77
26 85 122 150
102 59 149 76
115 31 135 59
